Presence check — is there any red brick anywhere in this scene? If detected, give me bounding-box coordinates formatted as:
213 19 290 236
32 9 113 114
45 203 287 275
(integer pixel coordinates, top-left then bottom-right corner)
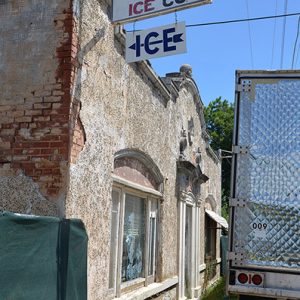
59 135 69 142
1 129 15 135
34 170 42 176
0 105 13 112
34 90 51 97
13 155 29 161
25 149 41 155
25 97 43 104
30 141 50 148
42 169 54 175
20 123 29 128
43 96 61 103
33 116 51 122
40 135 60 141
25 110 43 116
52 90 65 96
2 116 14 124
12 149 23 155
50 115 69 122
11 110 24 117
47 188 59 196
41 149 55 155
52 168 61 175
56 51 71 58
15 116 32 123
50 141 65 148
11 162 21 169
34 103 52 109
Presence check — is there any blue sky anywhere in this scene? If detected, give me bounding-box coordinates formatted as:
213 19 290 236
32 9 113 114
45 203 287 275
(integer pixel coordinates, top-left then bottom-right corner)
125 0 300 105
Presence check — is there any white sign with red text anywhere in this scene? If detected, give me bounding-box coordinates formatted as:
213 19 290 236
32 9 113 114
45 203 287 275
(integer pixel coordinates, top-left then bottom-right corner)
113 0 211 24
126 22 186 63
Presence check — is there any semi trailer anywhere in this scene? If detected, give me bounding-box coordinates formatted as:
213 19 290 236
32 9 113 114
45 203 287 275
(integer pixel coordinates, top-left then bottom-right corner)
227 70 300 300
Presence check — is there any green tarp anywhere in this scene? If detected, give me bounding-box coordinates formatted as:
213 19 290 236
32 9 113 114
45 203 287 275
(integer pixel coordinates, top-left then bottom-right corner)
0 211 87 300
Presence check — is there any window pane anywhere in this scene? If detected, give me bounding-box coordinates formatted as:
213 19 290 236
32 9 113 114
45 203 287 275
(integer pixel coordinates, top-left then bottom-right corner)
122 194 145 282
109 190 120 289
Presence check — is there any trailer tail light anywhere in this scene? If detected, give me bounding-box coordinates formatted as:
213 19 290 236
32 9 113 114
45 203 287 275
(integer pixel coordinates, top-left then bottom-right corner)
252 274 263 286
237 273 248 284
236 271 264 287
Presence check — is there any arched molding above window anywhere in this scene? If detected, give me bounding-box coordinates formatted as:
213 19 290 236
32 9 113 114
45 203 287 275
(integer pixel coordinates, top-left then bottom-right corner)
205 194 217 212
114 148 164 193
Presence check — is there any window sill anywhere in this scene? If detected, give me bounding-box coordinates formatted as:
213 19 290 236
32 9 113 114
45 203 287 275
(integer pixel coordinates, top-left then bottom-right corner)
121 278 145 294
115 276 178 300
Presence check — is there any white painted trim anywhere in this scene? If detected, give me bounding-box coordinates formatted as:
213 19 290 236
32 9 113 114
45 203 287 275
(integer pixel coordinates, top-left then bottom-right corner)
199 263 206 273
121 278 145 290
115 277 178 300
112 175 163 197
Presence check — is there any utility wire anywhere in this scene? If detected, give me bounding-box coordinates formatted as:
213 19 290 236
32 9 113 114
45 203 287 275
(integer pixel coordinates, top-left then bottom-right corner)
271 0 278 69
186 12 300 28
280 0 288 69
127 12 300 32
296 28 300 66
292 17 300 69
245 0 254 69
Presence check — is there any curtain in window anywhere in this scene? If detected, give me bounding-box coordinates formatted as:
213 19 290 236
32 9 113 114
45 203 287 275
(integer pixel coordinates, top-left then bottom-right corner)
122 194 145 282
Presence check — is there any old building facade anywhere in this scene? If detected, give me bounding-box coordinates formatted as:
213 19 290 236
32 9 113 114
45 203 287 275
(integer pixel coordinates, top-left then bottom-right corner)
0 1 224 299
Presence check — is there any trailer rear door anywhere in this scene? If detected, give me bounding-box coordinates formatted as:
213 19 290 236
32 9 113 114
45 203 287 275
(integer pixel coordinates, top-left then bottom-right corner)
229 71 300 273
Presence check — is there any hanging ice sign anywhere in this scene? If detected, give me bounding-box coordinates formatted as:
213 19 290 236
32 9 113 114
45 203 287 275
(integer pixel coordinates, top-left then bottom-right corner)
112 0 211 24
125 22 186 63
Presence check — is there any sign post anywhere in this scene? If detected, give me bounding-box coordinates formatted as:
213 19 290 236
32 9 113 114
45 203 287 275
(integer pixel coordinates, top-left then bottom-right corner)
113 0 211 24
125 22 186 63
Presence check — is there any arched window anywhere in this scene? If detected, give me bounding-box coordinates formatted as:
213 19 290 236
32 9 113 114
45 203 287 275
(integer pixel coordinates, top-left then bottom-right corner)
109 149 163 297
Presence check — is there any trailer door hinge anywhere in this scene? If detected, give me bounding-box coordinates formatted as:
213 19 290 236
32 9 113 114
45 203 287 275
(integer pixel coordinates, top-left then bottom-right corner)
227 252 244 262
228 252 244 266
232 145 249 154
229 198 247 207
236 80 252 93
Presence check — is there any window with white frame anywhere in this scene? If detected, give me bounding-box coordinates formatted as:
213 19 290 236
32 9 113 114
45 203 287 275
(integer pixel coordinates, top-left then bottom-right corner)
204 214 217 280
205 214 217 262
109 185 159 296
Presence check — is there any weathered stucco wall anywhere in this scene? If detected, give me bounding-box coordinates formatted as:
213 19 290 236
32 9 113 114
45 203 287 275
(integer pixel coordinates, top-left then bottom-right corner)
1 1 222 299
0 0 77 216
66 1 222 299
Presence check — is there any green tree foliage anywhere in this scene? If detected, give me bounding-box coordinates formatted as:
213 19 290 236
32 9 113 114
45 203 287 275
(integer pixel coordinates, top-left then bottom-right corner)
204 97 234 219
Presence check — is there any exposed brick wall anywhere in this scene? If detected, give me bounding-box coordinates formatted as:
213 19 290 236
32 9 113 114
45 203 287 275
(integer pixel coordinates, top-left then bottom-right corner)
70 114 85 164
0 1 79 208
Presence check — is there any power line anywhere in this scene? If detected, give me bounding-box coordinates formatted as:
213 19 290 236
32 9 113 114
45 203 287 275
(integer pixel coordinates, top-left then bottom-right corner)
296 28 300 66
127 12 300 32
186 12 300 28
245 0 254 69
292 17 300 69
271 0 278 68
280 0 288 69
